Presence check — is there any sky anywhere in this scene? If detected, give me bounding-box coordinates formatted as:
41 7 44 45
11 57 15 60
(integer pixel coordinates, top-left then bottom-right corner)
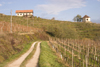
0 0 100 23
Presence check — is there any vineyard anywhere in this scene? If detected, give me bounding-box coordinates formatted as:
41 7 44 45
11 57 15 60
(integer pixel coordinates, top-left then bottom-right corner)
0 22 42 33
49 38 100 67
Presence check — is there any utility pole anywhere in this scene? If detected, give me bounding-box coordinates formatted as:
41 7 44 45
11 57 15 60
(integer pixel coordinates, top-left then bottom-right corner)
27 16 28 30
10 10 12 33
33 16 34 26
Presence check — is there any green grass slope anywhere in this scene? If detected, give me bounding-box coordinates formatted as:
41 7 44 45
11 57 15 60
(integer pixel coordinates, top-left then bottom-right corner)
39 41 66 67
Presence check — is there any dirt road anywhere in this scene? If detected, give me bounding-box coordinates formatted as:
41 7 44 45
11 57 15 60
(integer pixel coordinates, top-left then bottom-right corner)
26 42 41 67
7 42 37 67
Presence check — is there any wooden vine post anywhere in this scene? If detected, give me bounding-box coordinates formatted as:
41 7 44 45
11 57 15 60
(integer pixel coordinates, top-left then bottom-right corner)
78 43 80 58
83 59 84 67
92 44 93 53
88 44 89 57
72 50 73 67
94 46 96 59
88 44 89 65
95 46 96 55
86 55 88 67
68 40 69 51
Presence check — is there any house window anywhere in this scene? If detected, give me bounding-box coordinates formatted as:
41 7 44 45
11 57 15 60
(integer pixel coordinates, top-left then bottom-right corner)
20 13 22 15
87 19 88 21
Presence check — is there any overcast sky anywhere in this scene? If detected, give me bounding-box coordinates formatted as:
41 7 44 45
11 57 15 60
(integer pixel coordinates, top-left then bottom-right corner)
0 0 100 23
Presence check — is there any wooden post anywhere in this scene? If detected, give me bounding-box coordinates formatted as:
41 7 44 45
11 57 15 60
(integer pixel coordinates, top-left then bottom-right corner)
83 60 84 67
72 50 73 67
92 44 93 53
95 46 96 55
60 53 62 59
94 46 96 59
27 16 28 32
88 44 89 57
78 44 80 58
68 40 69 51
86 55 88 67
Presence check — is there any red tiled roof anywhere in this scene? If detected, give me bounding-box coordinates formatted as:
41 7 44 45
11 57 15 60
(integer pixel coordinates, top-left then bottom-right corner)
16 10 33 13
83 15 90 18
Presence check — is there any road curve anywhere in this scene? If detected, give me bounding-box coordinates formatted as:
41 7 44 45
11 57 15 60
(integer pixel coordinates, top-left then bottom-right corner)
26 42 41 67
7 42 37 67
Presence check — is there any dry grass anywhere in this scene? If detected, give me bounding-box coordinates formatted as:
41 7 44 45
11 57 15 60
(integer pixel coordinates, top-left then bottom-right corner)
0 21 43 33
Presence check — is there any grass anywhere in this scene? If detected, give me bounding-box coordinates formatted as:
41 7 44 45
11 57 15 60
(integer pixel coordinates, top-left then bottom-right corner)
20 42 38 67
0 41 34 67
39 41 66 67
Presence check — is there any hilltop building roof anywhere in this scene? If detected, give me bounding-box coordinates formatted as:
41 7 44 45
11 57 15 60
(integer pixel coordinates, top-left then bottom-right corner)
83 15 90 18
16 10 33 13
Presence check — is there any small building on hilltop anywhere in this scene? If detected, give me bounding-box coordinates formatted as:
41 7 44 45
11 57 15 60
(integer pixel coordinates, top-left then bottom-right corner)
15 10 33 17
82 15 91 23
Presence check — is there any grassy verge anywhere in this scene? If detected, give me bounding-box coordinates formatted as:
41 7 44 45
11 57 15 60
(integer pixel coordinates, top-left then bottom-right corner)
0 42 34 67
20 42 38 67
39 41 66 67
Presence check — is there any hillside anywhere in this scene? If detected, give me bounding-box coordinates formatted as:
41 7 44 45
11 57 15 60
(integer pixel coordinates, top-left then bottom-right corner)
0 15 100 40
0 14 100 67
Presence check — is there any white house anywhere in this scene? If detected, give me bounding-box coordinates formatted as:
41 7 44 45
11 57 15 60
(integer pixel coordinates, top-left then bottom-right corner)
82 15 91 23
16 10 33 17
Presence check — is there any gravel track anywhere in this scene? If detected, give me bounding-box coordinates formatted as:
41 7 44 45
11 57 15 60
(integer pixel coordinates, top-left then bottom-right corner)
7 42 37 67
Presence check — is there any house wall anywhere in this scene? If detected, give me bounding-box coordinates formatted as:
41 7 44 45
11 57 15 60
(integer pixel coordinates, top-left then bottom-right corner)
16 13 23 16
16 12 33 17
83 18 90 22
